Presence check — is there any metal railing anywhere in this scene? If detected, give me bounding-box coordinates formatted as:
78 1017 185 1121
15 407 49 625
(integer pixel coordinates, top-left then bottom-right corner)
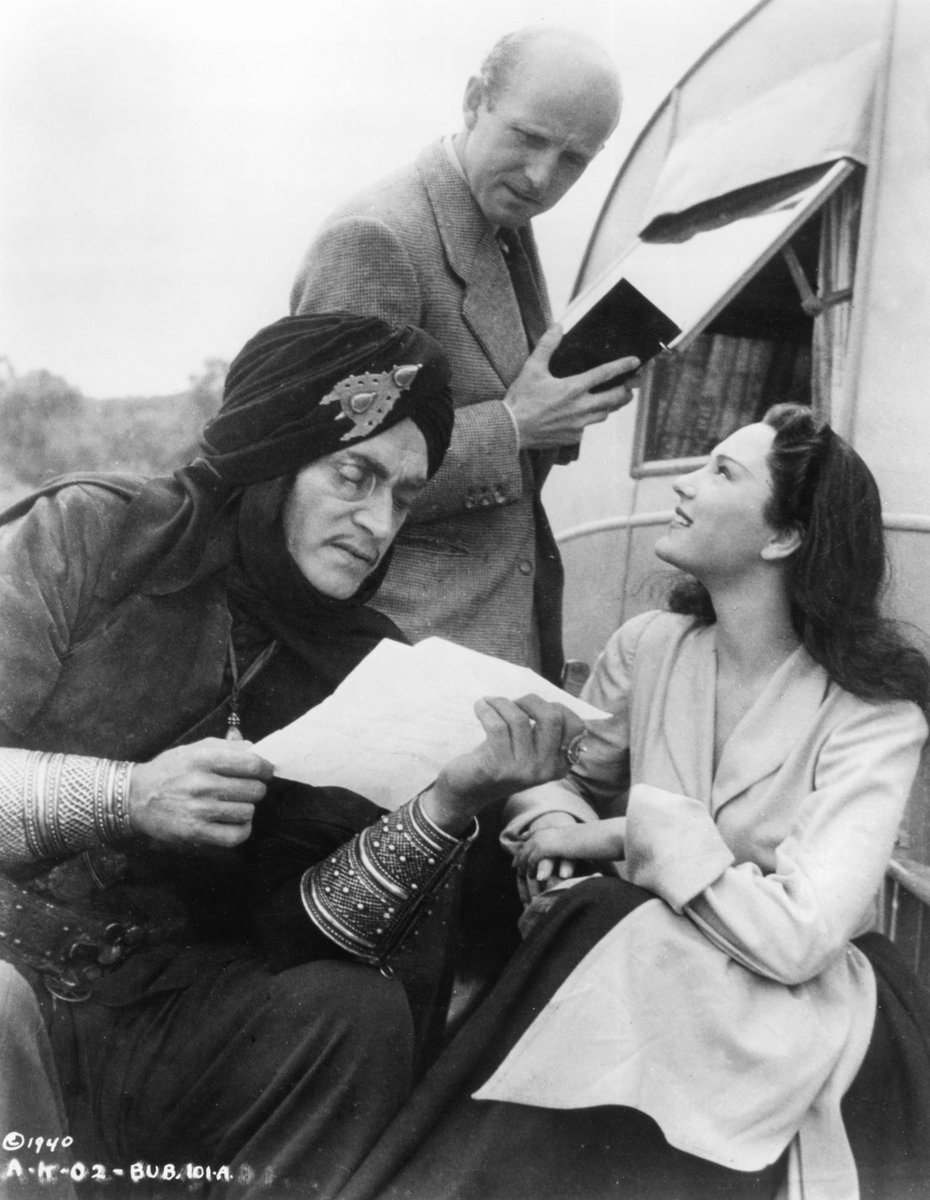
883 854 930 982
555 509 930 546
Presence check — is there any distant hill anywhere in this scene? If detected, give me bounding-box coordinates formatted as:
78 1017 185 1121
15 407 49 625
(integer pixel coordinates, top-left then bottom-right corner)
0 360 226 499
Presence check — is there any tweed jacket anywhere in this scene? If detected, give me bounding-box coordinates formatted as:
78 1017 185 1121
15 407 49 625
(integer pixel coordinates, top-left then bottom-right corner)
290 140 564 680
488 610 928 1200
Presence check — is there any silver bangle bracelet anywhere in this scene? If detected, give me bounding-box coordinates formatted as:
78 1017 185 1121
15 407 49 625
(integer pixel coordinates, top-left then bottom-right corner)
16 750 135 859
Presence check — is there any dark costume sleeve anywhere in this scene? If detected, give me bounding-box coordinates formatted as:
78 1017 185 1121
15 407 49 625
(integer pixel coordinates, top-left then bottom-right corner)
248 779 475 974
0 489 114 746
247 781 386 970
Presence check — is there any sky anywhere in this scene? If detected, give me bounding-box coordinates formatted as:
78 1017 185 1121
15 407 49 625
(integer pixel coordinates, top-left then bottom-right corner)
1 0 757 398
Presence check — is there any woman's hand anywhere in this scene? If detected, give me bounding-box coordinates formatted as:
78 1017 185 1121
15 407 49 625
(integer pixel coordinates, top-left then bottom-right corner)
513 816 627 900
513 821 593 901
128 738 274 851
513 810 580 903
421 695 585 834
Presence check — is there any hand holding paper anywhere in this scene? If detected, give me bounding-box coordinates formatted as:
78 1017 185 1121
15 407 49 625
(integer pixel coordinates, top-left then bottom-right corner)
255 637 608 812
423 694 586 832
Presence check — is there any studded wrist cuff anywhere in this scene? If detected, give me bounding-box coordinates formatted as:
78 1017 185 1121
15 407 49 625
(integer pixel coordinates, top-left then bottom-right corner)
300 791 478 968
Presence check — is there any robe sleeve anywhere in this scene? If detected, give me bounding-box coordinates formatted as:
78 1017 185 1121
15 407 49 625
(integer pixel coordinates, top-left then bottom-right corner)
0 488 127 865
625 699 928 983
0 489 112 741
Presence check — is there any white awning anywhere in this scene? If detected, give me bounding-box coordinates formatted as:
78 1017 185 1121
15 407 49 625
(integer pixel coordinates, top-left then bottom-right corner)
576 0 890 296
638 42 877 232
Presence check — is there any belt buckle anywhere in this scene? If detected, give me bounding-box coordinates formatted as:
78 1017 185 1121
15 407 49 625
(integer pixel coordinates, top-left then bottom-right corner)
43 971 92 1003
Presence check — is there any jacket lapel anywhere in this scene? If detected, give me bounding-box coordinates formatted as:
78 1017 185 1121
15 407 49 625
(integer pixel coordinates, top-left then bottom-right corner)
417 143 538 387
658 623 717 803
711 647 829 815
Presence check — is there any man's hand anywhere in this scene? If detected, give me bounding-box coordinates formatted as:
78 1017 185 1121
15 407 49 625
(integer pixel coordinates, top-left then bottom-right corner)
128 738 274 852
421 695 585 834
504 323 639 450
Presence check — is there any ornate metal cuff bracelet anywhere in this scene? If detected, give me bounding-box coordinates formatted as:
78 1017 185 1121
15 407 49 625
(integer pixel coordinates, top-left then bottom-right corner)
301 791 478 970
4 749 135 861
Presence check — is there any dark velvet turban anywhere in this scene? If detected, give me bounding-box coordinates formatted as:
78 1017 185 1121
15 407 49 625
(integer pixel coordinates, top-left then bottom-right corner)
198 312 454 484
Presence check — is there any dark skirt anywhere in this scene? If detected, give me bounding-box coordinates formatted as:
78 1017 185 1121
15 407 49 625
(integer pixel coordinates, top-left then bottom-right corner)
340 876 930 1200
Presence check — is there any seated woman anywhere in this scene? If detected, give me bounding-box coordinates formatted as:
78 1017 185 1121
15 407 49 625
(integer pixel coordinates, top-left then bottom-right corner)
339 404 930 1200
0 312 583 1198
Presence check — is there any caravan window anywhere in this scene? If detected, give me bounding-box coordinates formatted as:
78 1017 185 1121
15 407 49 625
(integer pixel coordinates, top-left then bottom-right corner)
622 162 861 475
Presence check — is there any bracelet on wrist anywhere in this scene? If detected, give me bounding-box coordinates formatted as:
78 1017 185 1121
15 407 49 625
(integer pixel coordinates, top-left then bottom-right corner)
20 750 136 859
301 789 478 972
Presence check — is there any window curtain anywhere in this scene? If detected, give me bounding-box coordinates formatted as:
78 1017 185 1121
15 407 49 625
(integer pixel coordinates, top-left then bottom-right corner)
811 174 862 418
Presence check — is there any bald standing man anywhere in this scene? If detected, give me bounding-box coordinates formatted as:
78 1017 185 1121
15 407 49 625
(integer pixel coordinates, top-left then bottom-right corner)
291 27 637 685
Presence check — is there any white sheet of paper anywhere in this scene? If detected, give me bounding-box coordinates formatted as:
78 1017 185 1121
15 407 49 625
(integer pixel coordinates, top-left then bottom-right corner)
255 637 608 811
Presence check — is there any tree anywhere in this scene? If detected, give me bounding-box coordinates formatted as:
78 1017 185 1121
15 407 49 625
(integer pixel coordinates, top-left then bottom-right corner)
188 358 227 425
0 369 88 485
0 357 230 488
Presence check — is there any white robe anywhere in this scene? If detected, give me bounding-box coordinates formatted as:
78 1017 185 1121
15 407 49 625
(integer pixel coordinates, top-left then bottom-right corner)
481 610 927 1200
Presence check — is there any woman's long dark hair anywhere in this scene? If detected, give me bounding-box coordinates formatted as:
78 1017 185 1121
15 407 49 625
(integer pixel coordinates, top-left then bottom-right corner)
669 403 930 710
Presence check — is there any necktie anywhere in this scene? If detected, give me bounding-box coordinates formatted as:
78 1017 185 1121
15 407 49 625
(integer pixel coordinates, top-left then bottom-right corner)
497 227 547 349
499 227 578 465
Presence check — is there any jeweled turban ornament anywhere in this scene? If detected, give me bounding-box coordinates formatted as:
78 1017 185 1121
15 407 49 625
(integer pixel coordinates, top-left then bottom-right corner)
321 363 423 441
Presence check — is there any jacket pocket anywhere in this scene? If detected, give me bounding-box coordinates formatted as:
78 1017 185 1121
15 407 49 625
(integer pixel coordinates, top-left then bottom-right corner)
394 530 470 556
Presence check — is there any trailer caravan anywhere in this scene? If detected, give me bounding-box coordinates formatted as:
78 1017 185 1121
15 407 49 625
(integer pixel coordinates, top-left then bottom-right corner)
543 0 930 975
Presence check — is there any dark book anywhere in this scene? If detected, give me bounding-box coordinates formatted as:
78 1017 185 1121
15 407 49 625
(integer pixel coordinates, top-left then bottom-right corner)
549 273 681 387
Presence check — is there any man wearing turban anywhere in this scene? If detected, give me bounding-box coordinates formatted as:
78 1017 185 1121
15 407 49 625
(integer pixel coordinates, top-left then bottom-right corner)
0 313 581 1197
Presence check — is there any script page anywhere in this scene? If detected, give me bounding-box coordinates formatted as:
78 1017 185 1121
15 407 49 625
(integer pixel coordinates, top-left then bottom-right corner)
255 637 608 810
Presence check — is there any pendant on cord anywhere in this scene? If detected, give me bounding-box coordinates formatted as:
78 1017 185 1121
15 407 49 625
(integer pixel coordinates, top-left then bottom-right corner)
226 630 244 740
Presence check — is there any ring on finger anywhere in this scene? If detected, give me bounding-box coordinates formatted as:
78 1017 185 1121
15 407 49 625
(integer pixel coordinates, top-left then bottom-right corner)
563 732 587 768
